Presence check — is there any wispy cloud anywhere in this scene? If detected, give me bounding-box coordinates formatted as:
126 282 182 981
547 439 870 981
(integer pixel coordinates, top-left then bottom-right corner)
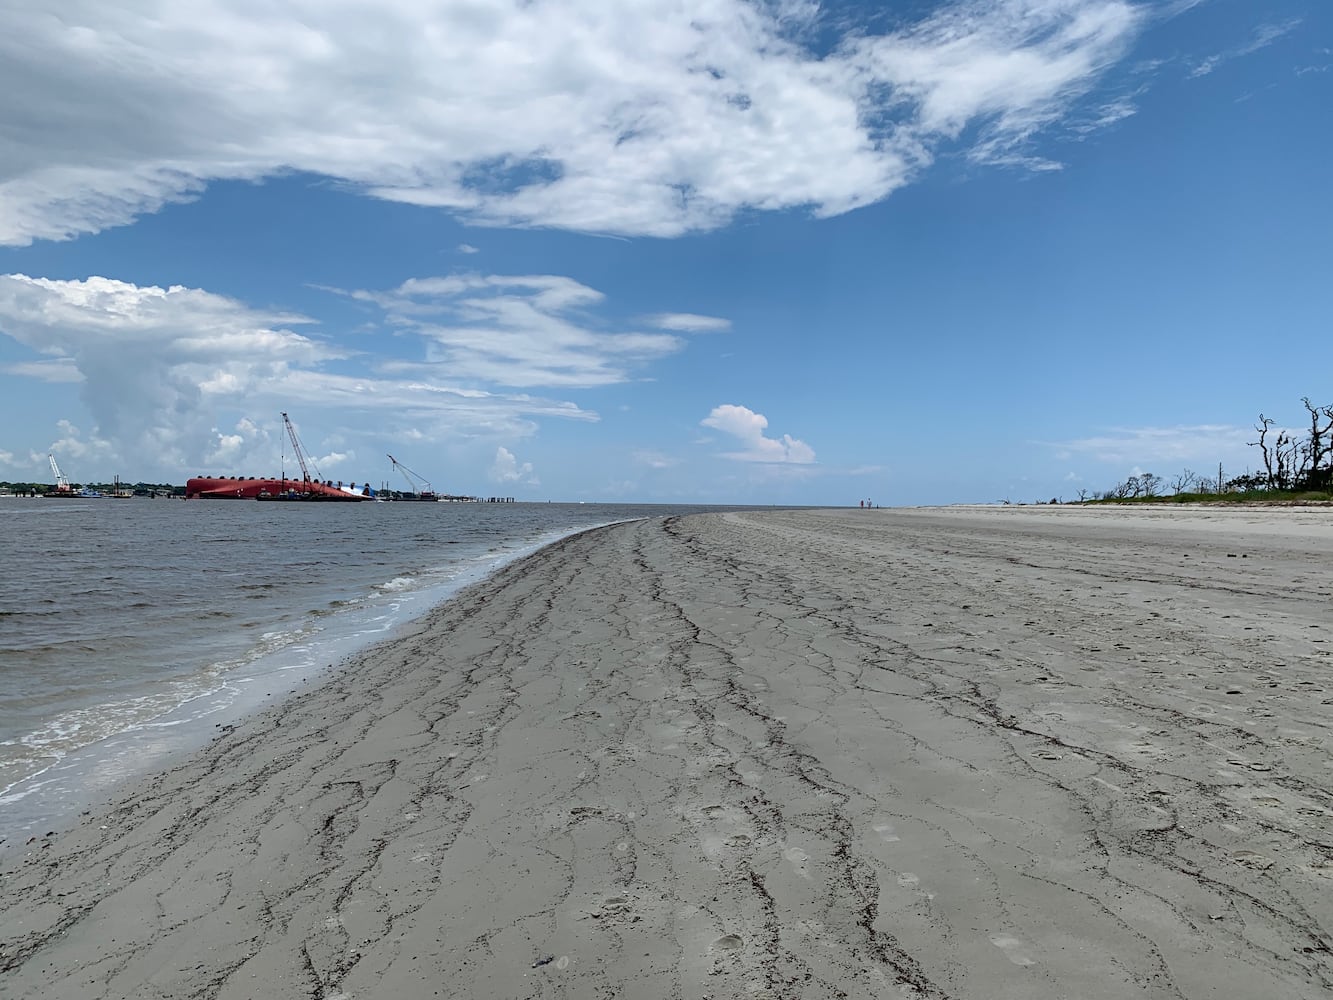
644 313 732 333
701 404 815 464
632 449 679 469
1157 0 1210 18
351 274 691 388
1048 424 1251 464
0 1 1145 245
1295 55 1330 77
1188 18 1301 78
1068 91 1142 137
1 358 83 383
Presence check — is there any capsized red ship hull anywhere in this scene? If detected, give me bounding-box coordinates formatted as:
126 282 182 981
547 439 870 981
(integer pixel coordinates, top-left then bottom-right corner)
185 477 372 500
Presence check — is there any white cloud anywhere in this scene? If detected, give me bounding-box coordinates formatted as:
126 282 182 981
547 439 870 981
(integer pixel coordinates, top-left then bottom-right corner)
0 0 1143 245
1188 18 1301 78
352 273 687 388
1 358 84 382
44 419 115 467
1068 93 1140 136
701 403 815 463
0 272 599 475
632 449 678 469
457 243 480 254
1050 424 1251 463
1158 0 1209 17
645 313 732 333
490 446 537 485
0 273 334 467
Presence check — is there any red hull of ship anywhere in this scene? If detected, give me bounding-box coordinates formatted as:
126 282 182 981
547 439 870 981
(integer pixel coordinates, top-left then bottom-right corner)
185 477 370 500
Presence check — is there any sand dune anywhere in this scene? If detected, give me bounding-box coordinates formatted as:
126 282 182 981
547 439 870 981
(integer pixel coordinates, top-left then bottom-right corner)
2 506 1331 998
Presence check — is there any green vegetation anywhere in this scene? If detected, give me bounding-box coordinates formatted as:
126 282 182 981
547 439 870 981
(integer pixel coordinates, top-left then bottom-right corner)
0 480 183 497
1085 396 1333 506
1087 487 1332 506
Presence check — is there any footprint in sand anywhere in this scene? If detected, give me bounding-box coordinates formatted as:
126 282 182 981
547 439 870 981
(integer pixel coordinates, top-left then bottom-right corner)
1309 859 1333 879
896 872 920 888
1230 850 1276 871
872 820 901 843
990 934 1036 966
783 845 810 877
711 934 744 952
701 805 725 819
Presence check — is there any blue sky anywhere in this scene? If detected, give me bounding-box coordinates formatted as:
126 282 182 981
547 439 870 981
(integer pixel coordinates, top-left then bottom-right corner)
0 0 1328 505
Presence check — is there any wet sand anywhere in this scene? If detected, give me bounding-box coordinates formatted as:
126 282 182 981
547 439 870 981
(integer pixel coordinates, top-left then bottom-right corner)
2 506 1331 998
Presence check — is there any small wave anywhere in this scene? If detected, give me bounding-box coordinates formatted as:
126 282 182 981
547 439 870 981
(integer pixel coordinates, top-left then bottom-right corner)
374 576 417 592
259 628 302 642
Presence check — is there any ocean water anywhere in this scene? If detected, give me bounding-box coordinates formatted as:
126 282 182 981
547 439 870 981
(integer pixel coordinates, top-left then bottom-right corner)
0 497 740 851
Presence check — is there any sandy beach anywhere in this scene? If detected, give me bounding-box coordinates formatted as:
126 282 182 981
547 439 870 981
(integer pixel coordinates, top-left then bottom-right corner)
2 505 1331 999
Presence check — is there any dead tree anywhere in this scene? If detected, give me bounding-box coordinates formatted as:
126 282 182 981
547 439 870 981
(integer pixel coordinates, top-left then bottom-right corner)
1300 397 1333 489
1170 468 1197 495
1275 429 1300 490
1249 415 1277 488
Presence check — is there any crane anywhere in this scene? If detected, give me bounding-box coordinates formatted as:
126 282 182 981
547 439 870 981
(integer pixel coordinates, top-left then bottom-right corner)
281 412 320 485
387 454 436 498
48 453 72 493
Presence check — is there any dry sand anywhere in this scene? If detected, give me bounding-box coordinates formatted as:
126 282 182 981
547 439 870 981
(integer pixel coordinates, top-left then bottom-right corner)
2 505 1331 999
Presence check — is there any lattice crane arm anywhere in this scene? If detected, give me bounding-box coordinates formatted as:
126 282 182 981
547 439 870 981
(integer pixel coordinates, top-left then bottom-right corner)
48 453 70 490
387 454 432 493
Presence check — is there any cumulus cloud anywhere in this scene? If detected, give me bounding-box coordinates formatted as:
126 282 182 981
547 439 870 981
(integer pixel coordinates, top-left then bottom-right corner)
0 0 1143 245
490 446 537 485
0 272 600 475
351 273 693 388
42 419 116 468
701 404 815 463
0 273 332 466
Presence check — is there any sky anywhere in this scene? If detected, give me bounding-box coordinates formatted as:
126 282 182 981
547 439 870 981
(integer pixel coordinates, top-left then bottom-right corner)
0 0 1329 505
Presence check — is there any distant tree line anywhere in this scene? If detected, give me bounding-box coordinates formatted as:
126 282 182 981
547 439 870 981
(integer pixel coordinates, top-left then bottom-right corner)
1089 396 1333 501
0 479 183 497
